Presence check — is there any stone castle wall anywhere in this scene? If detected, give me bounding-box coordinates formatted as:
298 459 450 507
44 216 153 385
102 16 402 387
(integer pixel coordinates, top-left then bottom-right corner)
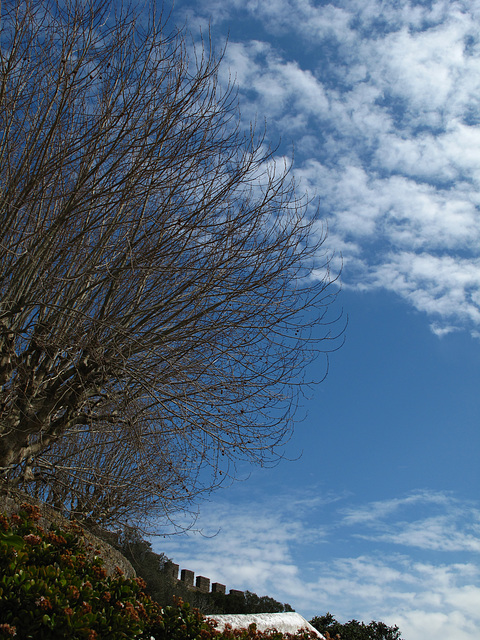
164 561 244 597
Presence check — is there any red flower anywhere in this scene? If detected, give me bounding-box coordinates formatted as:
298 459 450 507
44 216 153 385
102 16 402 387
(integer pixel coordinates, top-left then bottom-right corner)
61 554 74 567
46 532 67 546
93 566 107 579
81 601 92 614
35 596 52 611
0 623 17 637
68 586 80 600
134 577 147 590
20 504 41 521
124 602 140 621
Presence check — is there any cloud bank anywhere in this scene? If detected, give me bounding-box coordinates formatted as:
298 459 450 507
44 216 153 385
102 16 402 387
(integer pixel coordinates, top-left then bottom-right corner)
180 0 480 336
155 489 480 640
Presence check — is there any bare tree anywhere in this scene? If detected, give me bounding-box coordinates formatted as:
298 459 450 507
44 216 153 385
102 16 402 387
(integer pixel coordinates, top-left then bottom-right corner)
0 0 340 530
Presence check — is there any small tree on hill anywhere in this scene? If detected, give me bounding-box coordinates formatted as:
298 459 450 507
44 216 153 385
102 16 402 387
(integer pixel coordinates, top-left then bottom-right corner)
310 613 403 640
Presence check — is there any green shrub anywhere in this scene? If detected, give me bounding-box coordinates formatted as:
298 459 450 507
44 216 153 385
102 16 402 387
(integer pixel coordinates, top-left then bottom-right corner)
309 613 403 640
150 598 216 639
0 504 160 639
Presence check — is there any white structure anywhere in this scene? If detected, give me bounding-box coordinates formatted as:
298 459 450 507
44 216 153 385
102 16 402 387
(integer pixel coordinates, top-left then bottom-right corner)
207 612 325 638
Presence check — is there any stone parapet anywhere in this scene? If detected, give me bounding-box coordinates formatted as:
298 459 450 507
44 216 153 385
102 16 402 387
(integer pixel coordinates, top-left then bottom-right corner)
175 565 239 597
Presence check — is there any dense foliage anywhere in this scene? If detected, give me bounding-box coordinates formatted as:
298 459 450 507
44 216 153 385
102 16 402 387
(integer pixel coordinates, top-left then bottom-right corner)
310 613 403 640
0 504 160 639
208 591 294 616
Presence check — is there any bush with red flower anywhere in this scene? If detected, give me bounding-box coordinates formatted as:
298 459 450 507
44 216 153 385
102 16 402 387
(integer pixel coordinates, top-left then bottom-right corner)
0 504 159 639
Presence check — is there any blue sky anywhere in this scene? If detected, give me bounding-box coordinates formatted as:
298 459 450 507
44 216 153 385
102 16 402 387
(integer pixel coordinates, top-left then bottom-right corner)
152 2 480 639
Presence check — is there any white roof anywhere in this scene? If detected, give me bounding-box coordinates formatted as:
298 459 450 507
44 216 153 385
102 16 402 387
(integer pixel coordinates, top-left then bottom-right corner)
207 612 325 638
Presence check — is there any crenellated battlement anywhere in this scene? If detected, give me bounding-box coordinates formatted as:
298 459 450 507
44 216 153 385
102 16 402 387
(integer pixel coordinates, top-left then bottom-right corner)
165 561 243 597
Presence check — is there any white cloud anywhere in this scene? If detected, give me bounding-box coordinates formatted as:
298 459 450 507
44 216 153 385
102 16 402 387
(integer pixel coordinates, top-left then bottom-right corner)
214 20 480 340
361 517 480 552
342 492 480 553
370 22 469 112
341 490 453 525
220 40 330 130
430 322 459 337
194 0 480 337
302 555 480 640
373 126 480 185
153 489 480 640
362 253 480 326
156 491 331 596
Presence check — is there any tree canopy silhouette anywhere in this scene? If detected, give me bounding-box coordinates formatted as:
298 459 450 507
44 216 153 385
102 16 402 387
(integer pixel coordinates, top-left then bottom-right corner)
0 0 340 530
310 614 403 640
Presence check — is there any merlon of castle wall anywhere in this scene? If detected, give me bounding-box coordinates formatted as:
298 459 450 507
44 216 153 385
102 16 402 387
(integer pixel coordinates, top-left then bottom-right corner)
166 561 242 597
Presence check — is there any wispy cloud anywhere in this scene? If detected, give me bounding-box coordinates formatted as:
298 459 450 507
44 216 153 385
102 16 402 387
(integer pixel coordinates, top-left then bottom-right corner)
179 0 480 336
157 496 318 598
342 491 480 552
153 489 480 640
369 517 480 552
341 490 453 525
305 555 480 640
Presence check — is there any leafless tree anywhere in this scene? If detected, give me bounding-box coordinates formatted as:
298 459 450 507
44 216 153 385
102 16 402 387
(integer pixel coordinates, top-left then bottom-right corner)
0 0 340 530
